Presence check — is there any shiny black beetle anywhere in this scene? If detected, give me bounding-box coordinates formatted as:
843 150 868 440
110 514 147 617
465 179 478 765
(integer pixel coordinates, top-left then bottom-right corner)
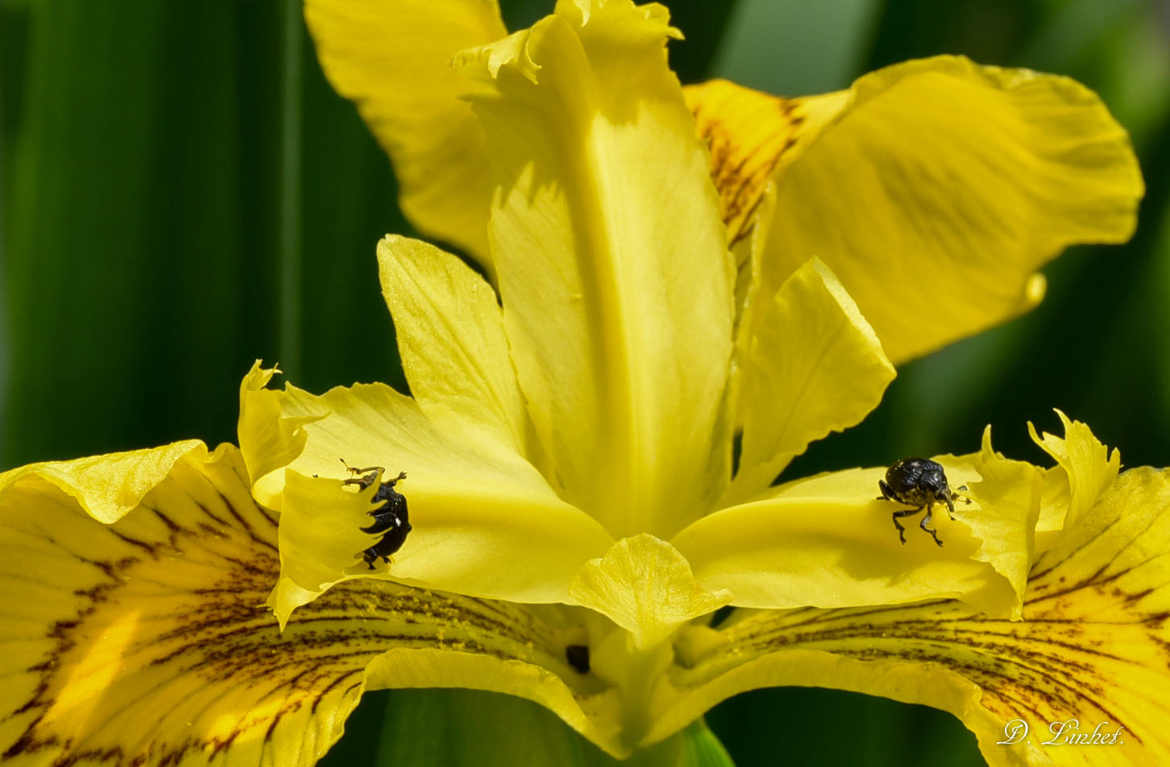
877 457 968 547
342 461 411 568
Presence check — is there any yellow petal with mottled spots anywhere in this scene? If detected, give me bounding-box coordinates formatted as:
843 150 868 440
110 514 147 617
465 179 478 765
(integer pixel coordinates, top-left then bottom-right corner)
0 443 634 762
674 428 1040 617
456 0 734 539
303 0 506 262
660 465 1170 765
689 56 1142 364
238 374 613 609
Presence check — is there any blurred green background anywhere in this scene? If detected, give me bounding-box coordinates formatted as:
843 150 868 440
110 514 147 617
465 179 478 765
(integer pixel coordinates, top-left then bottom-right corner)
2 0 1168 765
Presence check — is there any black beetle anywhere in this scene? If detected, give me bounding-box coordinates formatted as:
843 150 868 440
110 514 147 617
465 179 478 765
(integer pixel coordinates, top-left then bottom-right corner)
342 461 411 568
877 457 968 547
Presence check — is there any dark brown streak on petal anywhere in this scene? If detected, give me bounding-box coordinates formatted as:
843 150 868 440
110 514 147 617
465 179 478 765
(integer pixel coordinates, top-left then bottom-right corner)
688 86 807 249
1 454 596 766
684 470 1170 751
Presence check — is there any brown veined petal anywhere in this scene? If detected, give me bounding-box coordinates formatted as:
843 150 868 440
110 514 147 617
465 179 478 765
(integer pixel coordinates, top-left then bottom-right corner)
684 78 844 250
657 466 1170 765
303 0 507 263
686 55 1143 364
0 443 631 763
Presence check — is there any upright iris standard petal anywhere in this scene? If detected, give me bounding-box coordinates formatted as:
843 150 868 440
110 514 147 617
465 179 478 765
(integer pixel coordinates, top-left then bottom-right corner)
726 257 895 505
663 465 1170 766
685 55 1143 364
0 443 634 762
238 366 613 611
303 0 506 262
456 0 735 539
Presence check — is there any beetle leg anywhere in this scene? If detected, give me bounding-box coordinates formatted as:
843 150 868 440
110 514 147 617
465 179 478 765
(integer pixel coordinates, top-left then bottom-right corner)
361 511 399 535
919 504 943 546
891 506 922 544
943 494 957 520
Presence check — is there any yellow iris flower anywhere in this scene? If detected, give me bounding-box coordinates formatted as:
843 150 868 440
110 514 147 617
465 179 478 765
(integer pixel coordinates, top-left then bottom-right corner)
0 0 1160 765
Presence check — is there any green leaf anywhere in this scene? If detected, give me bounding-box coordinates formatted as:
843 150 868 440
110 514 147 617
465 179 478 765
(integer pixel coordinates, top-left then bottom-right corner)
319 689 734 767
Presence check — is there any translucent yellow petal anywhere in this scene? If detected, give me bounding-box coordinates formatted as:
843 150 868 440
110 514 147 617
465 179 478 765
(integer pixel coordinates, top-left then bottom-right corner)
660 466 1170 765
726 258 895 505
693 56 1143 364
683 78 845 248
455 0 735 539
377 235 527 453
675 430 1041 616
237 361 328 507
0 439 205 524
238 376 613 610
0 444 632 761
1029 409 1121 544
569 535 730 649
303 0 506 261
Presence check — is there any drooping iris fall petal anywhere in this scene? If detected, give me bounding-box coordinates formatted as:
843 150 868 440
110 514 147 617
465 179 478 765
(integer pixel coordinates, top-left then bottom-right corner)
674 427 1043 617
0 443 635 762
663 465 1170 766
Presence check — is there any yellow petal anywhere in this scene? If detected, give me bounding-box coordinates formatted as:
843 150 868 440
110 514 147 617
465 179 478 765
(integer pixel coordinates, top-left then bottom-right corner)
0 443 633 761
237 361 328 504
675 430 1041 617
1029 409 1121 544
238 376 613 610
570 535 730 649
457 0 734 538
661 465 1170 765
378 235 527 453
693 56 1143 363
0 439 205 524
304 0 506 262
726 257 895 505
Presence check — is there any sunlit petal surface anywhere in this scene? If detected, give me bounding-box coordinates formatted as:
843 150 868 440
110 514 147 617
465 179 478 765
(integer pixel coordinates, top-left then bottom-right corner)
686 55 1143 364
665 466 1170 766
377 235 528 454
456 0 735 539
676 430 1040 616
238 366 612 613
0 444 633 762
727 257 895 504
